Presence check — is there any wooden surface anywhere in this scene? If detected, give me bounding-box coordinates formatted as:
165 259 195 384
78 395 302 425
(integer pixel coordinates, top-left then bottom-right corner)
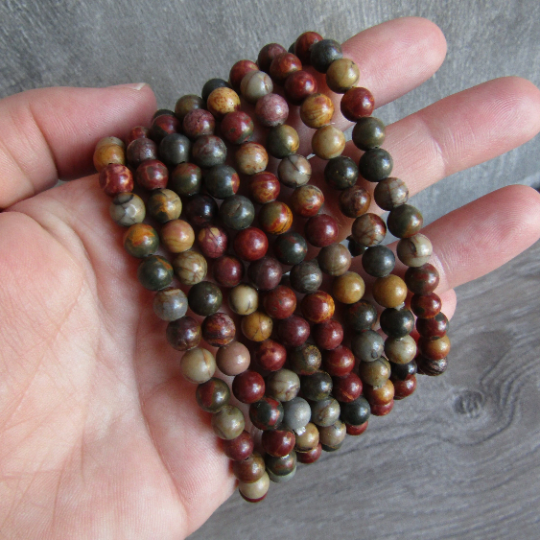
2 1 540 538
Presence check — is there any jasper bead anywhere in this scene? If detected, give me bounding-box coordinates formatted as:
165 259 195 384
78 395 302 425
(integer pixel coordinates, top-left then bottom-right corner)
153 288 188 321
212 255 243 288
312 125 346 160
169 163 202 197
417 312 449 340
126 127 149 146
332 272 365 304
212 405 245 440
359 148 393 182
310 39 342 73
197 225 228 259
191 135 227 168
161 219 195 253
411 292 442 318
263 285 297 319
358 357 391 388
159 134 191 167
371 400 394 416
250 396 284 430
201 79 230 104
135 159 168 191
289 344 322 375
417 355 448 376
301 371 333 401
216 341 251 375
266 452 297 483
373 275 408 308
234 227 269 262
183 109 215 139
166 316 201 351
352 116 386 151
277 316 310 347
126 137 158 169
228 283 259 315
340 396 370 426
207 87 241 120
248 257 283 290
99 164 133 196
347 236 368 257
314 320 344 350
349 300 378 332
320 419 346 451
352 213 387 247
94 137 125 172
339 186 371 218
259 201 293 235
364 379 395 406
284 70 318 104
419 335 451 360
362 245 396 278
296 444 322 464
269 52 302 84
219 195 255 230
202 312 236 347
274 232 308 265
249 172 280 204
294 31 323 64
326 58 360 93
203 165 239 199
385 335 417 365
390 359 417 382
188 281 223 316
388 204 423 239
222 430 254 461
180 347 216 384
404 263 440 295
196 377 231 413
258 43 288 72
393 376 417 400
266 369 301 402
397 234 433 268
290 260 323 294
123 223 159 258
318 243 352 276
262 429 296 457
380 308 415 338
255 93 289 127
311 397 340 427
301 291 334 324
374 177 409 211
255 339 287 371
346 421 369 436
239 472 270 503
241 311 273 342
137 255 173 291
147 189 182 224
233 371 266 404
332 372 363 403
221 111 254 145
229 59 258 91
109 192 145 226
300 93 334 128
290 185 325 217
295 422 320 451
235 142 269 175
305 214 339 248
233 451 265 483
172 250 207 285
323 346 355 377
240 70 273 103
351 330 385 362
277 154 312 188
175 94 204 122
266 125 299 158
324 156 359 190
341 87 375 122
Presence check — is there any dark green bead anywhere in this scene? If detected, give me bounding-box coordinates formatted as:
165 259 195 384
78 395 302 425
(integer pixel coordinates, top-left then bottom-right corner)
373 177 408 210
124 224 159 258
347 235 367 257
137 255 174 291
362 245 395 277
289 344 322 375
310 39 343 73
352 117 386 151
387 204 424 238
324 156 358 190
202 78 231 103
391 359 417 381
301 371 333 401
219 195 255 230
265 451 296 479
187 281 223 316
169 163 202 197
159 133 191 167
380 308 415 338
203 165 240 199
249 397 284 430
351 330 385 362
266 125 299 158
274 232 307 265
289 260 323 293
358 148 393 182
348 300 377 332
340 397 370 426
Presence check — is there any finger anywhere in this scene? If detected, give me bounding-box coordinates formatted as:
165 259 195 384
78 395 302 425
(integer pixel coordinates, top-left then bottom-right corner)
0 84 157 208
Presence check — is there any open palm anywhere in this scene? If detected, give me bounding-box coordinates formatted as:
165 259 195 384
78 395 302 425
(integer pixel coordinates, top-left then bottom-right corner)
1 17 539 540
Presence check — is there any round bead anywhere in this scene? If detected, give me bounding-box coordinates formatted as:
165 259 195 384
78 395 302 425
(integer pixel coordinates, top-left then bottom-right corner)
248 257 283 291
266 125 299 158
393 376 417 400
319 419 346 451
332 372 363 403
175 94 204 122
323 345 355 377
191 135 227 169
180 347 216 384
404 263 440 295
160 219 195 253
284 70 318 104
362 245 396 278
196 377 230 413
239 472 270 503
318 243 352 276
229 59 258 91
305 214 339 248
300 93 334 128
259 202 293 235
99 164 133 196
219 195 255 230
187 281 223 316
221 110 254 145
159 134 190 168
240 70 273 103
352 116 386 151
419 335 451 361
341 87 375 121
339 186 371 218
269 52 302 84
235 142 269 175
212 405 245 440
358 357 391 388
94 137 125 172
312 125 346 160
332 272 365 304
326 58 360 93
135 160 168 191
301 371 332 401
388 204 423 239
397 234 433 268
183 109 215 139
417 312 448 340
274 232 308 266
359 148 393 182
346 422 369 436
123 223 159 258
232 371 265 404
374 177 409 211
385 335 417 365
411 292 442 318
249 172 280 204
216 341 251 375
233 227 269 262
126 127 148 146
212 255 244 288
277 154 312 188
206 87 241 119
232 451 265 484
340 396 370 426
109 193 145 226
255 339 287 371
166 316 201 351
126 137 158 169
172 250 207 285
290 185 325 217
263 285 297 320
297 443 322 464
373 274 408 308
222 430 254 461
228 283 259 315
352 213 387 247
258 43 288 72
277 316 310 347
391 359 418 382
301 291 335 324
314 320 344 350
311 397 340 427
137 255 173 291
255 93 289 127
351 330 385 362
262 429 296 457
153 288 188 321
294 31 323 64
324 156 359 190
266 369 301 402
201 79 230 104
349 300 378 332
364 379 395 406
266 451 297 482
249 397 284 430
289 260 323 294
203 165 239 199
147 189 182 224
202 313 236 347
417 356 448 376
380 308 415 338
241 311 273 342
348 236 368 257
295 422 320 451
310 39 342 73
197 225 228 259
289 344 322 375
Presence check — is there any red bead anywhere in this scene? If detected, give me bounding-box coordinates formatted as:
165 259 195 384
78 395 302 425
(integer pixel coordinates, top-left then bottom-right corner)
296 443 322 464
346 421 369 436
255 339 287 371
258 43 288 72
258 201 293 235
301 291 335 324
263 285 297 319
255 93 289 127
294 31 323 65
212 255 244 288
233 227 269 262
404 263 440 295
222 430 254 461
411 293 442 318
371 400 394 416
183 109 215 139
393 376 417 400
99 164 133 196
126 137 158 169
126 125 149 146
416 312 448 340
249 397 284 430
221 111 254 145
340 87 375 122
289 185 325 217
232 452 265 483
136 159 168 190
333 372 363 403
232 370 266 404
201 312 236 347
261 429 296 457
323 345 355 377
249 172 281 204
197 225 228 259
269 52 302 84
248 257 283 291
314 319 344 350
364 381 395 406
277 316 310 347
149 114 180 143
229 60 259 91
284 70 318 105
305 214 339 247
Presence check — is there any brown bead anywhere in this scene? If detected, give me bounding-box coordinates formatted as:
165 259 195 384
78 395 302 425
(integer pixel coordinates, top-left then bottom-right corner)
417 355 448 376
249 172 280 204
196 377 230 413
136 159 168 190
370 400 394 417
126 127 149 146
241 312 273 342
358 357 391 388
295 422 320 452
160 219 195 253
216 341 251 375
290 185 325 217
255 339 287 372
262 429 296 457
255 93 289 127
346 421 369 436
211 405 245 440
172 250 207 285
404 263 440 295
259 201 293 236
222 430 254 461
221 110 254 145
289 344 322 375
174 94 204 123
313 319 344 350
228 283 259 316
197 226 228 259
326 58 360 93
277 316 310 347
258 43 288 72
284 70 318 105
235 142 269 175
99 163 133 196
123 223 159 258
319 420 346 451
332 372 363 403
373 177 409 211
180 347 216 384
232 370 266 404
340 87 374 121
323 345 355 377
266 124 299 158
301 291 335 324
266 368 301 402
339 186 371 218
269 52 302 84
206 87 241 119
229 59 258 91
385 335 417 365
212 255 244 288
202 313 236 347
263 285 297 320
332 271 365 304
300 93 335 128
305 214 339 247
418 335 451 360
147 189 182 223
248 257 283 291
311 125 346 160
249 397 284 431
94 137 125 172
318 243 352 277
150 114 180 143
393 376 417 400
166 316 201 351
126 137 158 169
351 213 387 247
372 275 408 308
364 379 395 406
411 292 442 318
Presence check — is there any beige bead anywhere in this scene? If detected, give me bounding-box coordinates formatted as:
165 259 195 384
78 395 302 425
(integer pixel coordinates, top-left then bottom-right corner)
228 283 259 315
241 311 273 342
239 471 270 501
240 70 273 103
332 271 365 303
180 347 216 384
311 125 346 160
93 136 125 171
319 419 347 448
206 87 241 119
358 357 391 388
372 274 408 308
216 341 251 376
160 219 195 253
211 405 245 440
295 422 320 452
266 369 301 402
300 93 334 128
384 335 417 364
397 233 433 267
235 142 269 175
172 250 207 285
326 58 360 93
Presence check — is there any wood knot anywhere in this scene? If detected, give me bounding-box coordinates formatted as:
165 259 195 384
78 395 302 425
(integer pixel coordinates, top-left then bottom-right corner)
454 390 485 418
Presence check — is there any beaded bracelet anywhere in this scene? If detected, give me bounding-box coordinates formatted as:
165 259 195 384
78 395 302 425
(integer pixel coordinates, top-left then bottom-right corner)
93 30 450 503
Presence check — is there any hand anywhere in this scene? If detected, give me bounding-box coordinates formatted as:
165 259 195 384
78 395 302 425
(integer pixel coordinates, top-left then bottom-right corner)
0 17 539 540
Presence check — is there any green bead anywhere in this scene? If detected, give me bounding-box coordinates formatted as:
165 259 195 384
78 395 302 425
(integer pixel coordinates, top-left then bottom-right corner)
358 148 393 182
274 232 307 265
137 255 174 291
266 125 299 158
219 195 255 230
387 204 423 238
324 156 358 190
352 117 386 151
187 281 223 316
123 223 159 258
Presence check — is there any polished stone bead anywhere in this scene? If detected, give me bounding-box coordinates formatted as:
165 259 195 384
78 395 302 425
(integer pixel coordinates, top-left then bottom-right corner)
372 274 408 308
169 163 202 197
219 195 255 230
332 372 363 403
411 292 442 318
153 287 188 321
339 186 371 218
324 156 358 190
397 234 433 268
326 58 360 93
323 345 355 377
212 255 244 288
216 341 251 375
206 87 241 120
274 232 308 265
212 405 245 440
197 225 228 259
228 283 259 316
235 142 269 175
191 135 227 168
240 70 273 103
136 159 168 190
404 263 440 295
284 70 318 104
159 134 191 168
296 444 322 464
314 320 344 350
266 368 301 402
266 125 299 158
294 31 323 64
250 396 284 430
301 291 335 324
221 110 254 145
255 339 287 371
239 472 270 503
374 177 409 211
153 109 175 119
277 315 310 347
341 87 375 122
312 125 346 160
289 260 323 294
318 243 352 276
289 344 322 375
241 311 273 342
259 201 293 235
332 272 365 304
248 172 280 204
310 39 342 73
417 355 448 376
201 79 231 104
351 330 385 362
362 245 396 277
319 419 346 451
202 312 236 347
347 235 368 257
255 93 289 127
352 213 387 247
311 397 340 427
172 250 207 285
161 219 195 253
388 204 423 239
419 334 451 361
295 422 320 452
99 164 133 196
263 285 297 320
109 193 145 226
149 114 180 144
258 42 288 72
364 379 395 406
417 312 448 340
147 189 182 224
233 227 269 262
346 421 369 436
305 214 339 247
229 59 258 91
358 357 391 388
126 137 158 169
203 165 240 199
196 377 230 413
269 52 302 84
348 300 378 332
340 396 370 425
393 376 417 400
289 185 324 218
175 94 204 122
180 347 216 384
232 451 265 483
385 335 417 365
262 428 296 458
283 396 312 432
371 400 394 416
137 255 173 291
232 370 265 404
390 359 417 381
266 451 297 483
188 281 223 316
277 154 312 188
182 109 215 139
248 257 283 290
359 148 393 182
222 430 254 461
300 93 334 128
94 137 125 172
166 316 201 351
301 371 332 401
123 223 159 258
380 308 415 338
352 117 386 151
126 127 149 146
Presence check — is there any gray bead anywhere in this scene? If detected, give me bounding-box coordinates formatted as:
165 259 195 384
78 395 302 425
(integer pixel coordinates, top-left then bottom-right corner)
374 177 409 210
283 397 311 431
362 245 396 277
351 330 385 362
159 133 191 167
268 465 296 483
266 369 300 402
311 397 341 427
277 154 312 188
289 260 323 294
109 192 146 226
153 288 188 321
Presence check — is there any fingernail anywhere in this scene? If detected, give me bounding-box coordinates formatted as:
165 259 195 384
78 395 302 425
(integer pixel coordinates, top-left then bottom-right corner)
112 82 148 91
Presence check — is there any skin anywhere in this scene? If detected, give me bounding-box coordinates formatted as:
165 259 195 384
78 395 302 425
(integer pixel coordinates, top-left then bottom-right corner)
0 16 540 540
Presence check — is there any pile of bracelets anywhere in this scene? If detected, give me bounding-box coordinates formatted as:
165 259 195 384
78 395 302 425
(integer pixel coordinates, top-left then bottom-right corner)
93 31 451 504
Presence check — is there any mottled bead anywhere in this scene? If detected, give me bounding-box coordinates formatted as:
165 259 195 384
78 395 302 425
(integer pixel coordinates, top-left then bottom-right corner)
351 330 385 362
169 162 202 197
263 285 297 320
191 135 227 168
319 419 346 451
274 232 308 266
289 260 323 294
180 347 216 384
373 274 408 308
172 250 207 285
269 52 302 84
364 379 395 406
359 148 393 182
222 430 254 461
346 421 369 436
339 186 371 218
99 164 133 196
404 263 440 295
229 59 259 91
340 396 370 426
295 422 320 451
314 320 344 350
349 300 378 332
388 204 423 239
212 255 244 288
240 69 273 103
358 357 391 388
277 315 310 347
232 451 265 483
259 201 293 236
255 339 287 371
266 369 301 402
341 87 375 122
393 376 417 400
374 177 409 211
235 142 268 175
137 255 173 291
203 165 239 199
266 125 299 158
300 93 334 128
352 116 386 151
212 405 245 440
250 396 284 430
248 257 283 290
419 335 451 361
262 429 296 458
126 137 158 169
160 219 195 253
239 472 270 503
206 87 241 120
147 189 182 223
411 292 442 318
296 444 322 464
249 172 280 205
188 281 223 317
380 308 415 338
417 312 448 340
323 345 355 377
219 195 255 230
332 372 363 403
201 79 230 104
266 452 297 483
196 377 231 413
326 58 360 93
301 291 335 324
362 245 396 278
385 335 417 365
324 156 358 190
221 111 254 145
347 236 368 257
305 214 339 248
277 154 312 188
123 223 159 258
371 400 394 416
216 341 251 376
391 359 417 382
183 109 215 139
153 287 188 321
417 355 448 376
289 344 322 375
228 283 259 316
332 272 365 304
159 134 190 168
294 31 323 64
301 371 332 401
255 93 289 127
126 127 149 146
197 225 228 259
289 185 324 217
284 70 318 104
283 397 312 433
352 213 387 247
202 312 236 347
109 192 145 226
166 316 201 351
397 234 433 268
311 397 340 427
94 137 125 172
184 194 218 228
318 243 352 276
310 39 342 73
135 159 168 191
174 95 203 123
258 43 288 72
241 311 273 342
152 108 175 120
312 125 346 160
232 371 265 404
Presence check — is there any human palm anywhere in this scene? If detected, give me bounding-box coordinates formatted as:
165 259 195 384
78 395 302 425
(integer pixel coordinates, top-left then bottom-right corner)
1 17 540 540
